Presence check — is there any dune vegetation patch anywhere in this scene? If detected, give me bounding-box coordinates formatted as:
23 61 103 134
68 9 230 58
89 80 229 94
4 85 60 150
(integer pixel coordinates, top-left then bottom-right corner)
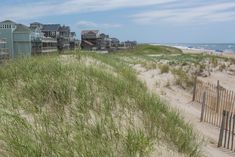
0 47 202 157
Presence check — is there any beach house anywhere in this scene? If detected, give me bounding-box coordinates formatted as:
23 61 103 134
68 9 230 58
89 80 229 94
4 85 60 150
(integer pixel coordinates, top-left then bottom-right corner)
30 23 57 54
99 33 111 50
0 20 31 58
58 25 70 51
33 23 72 52
124 40 137 48
81 30 100 50
111 38 120 48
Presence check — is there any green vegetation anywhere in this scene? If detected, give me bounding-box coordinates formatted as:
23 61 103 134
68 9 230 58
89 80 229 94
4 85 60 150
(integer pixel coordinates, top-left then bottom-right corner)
0 45 202 157
219 63 226 71
172 68 194 89
159 64 170 74
141 61 157 70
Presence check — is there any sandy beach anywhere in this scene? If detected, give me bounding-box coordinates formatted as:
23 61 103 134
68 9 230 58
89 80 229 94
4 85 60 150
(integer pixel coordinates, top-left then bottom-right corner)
182 48 235 59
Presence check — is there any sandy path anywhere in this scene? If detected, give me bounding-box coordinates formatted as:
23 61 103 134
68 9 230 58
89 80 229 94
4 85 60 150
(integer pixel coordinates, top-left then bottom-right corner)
134 64 235 157
199 71 235 91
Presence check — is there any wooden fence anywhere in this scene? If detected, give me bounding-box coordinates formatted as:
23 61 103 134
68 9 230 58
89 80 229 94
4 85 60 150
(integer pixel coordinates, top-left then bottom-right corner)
193 78 235 127
218 110 235 150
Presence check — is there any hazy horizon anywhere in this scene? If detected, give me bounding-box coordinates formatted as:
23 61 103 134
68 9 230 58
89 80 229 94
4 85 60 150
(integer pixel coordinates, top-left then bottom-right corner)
1 0 235 43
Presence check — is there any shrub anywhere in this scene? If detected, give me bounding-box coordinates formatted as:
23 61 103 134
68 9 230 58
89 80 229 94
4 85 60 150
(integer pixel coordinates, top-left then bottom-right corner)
159 64 169 74
172 68 194 89
219 64 226 71
211 57 218 67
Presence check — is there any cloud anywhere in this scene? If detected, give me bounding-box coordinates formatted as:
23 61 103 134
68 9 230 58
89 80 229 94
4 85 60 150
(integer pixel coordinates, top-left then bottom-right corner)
0 0 176 20
132 1 235 24
77 21 122 28
1 0 235 26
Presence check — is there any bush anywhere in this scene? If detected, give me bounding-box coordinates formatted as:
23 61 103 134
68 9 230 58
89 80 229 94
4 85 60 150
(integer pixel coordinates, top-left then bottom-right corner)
159 64 169 74
219 64 226 71
172 68 194 89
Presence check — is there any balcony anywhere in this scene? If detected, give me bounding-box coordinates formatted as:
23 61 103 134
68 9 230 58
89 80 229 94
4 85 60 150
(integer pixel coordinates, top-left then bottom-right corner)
0 39 7 44
0 48 9 54
0 48 10 61
42 47 57 53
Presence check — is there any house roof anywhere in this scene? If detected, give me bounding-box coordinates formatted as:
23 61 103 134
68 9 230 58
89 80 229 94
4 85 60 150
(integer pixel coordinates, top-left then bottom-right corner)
0 20 16 24
42 24 61 31
14 24 31 32
31 22 42 25
81 30 99 35
59 25 70 31
70 32 76 36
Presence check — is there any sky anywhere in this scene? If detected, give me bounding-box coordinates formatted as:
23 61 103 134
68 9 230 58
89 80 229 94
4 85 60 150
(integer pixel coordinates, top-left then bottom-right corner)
1 0 235 43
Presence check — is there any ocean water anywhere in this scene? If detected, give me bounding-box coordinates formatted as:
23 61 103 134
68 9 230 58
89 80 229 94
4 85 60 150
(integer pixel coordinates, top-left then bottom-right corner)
161 43 235 53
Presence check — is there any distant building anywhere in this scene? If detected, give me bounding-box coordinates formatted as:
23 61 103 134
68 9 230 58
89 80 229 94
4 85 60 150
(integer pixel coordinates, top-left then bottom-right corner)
111 38 120 48
0 20 77 58
99 33 111 50
81 30 100 50
41 24 60 38
124 40 137 48
80 30 137 52
32 23 72 52
30 23 57 54
0 20 31 58
58 25 70 51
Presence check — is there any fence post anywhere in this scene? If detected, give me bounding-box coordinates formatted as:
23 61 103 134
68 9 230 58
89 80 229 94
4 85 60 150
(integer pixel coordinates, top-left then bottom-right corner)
218 110 226 147
192 76 197 101
227 113 233 149
216 80 220 113
200 92 206 122
224 111 229 148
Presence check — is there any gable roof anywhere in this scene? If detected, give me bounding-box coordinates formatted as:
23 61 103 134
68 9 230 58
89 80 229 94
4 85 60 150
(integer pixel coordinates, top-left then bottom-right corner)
70 32 76 36
31 22 42 25
81 30 99 35
59 25 70 32
42 24 61 31
14 24 31 32
0 20 16 24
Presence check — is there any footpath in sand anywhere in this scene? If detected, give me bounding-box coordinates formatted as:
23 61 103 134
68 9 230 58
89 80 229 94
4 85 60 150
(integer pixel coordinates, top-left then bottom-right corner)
133 64 235 157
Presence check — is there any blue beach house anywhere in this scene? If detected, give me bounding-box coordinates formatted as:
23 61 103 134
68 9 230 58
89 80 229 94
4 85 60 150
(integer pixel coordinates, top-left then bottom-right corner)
0 20 31 58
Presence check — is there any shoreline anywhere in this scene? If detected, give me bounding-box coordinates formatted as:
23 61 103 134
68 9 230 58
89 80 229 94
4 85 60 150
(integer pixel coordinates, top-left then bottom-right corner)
181 48 235 59
150 44 235 59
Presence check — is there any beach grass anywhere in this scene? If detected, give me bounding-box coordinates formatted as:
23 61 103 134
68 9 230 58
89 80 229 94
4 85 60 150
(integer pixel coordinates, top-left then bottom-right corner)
0 45 202 157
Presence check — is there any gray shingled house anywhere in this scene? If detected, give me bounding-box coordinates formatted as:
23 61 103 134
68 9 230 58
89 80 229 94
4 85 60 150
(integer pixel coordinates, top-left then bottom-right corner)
0 20 31 58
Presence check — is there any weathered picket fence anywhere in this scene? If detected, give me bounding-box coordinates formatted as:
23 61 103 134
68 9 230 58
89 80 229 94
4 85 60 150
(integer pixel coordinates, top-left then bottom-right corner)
192 78 235 151
192 78 235 127
218 110 235 150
